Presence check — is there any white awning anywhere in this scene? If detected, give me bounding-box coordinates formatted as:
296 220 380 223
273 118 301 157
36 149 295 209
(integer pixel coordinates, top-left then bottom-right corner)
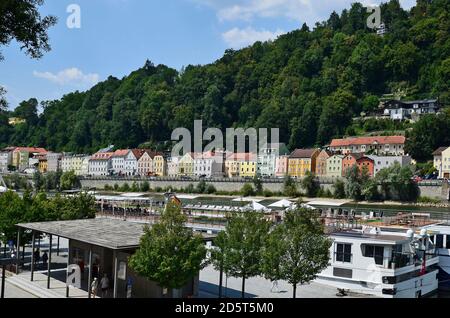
269 199 294 208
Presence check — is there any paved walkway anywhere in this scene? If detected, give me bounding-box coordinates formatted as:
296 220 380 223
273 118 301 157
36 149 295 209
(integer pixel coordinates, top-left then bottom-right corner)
198 265 373 298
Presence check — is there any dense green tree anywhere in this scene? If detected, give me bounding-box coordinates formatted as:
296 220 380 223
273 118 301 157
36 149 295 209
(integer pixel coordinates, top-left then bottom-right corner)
60 171 80 191
214 211 270 298
129 202 206 294
279 209 331 298
0 0 57 60
301 171 320 197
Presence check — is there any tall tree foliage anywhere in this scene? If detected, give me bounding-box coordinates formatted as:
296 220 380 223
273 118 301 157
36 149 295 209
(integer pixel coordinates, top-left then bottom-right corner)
129 202 206 294
3 1 449 154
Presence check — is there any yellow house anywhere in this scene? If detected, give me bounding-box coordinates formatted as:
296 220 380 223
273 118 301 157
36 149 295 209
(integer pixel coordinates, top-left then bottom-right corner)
178 153 194 176
442 147 450 179
239 153 257 178
288 148 320 178
153 154 167 177
37 154 48 173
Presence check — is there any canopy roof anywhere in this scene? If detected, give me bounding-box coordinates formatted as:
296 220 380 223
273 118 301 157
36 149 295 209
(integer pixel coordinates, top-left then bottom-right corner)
242 201 270 212
17 218 214 250
268 199 294 208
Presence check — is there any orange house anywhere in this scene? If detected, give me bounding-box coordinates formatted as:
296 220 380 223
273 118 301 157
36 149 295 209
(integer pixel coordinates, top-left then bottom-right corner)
357 156 375 177
342 153 362 176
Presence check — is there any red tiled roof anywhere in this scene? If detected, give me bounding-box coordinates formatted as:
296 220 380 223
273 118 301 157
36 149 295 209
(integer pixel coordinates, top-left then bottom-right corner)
14 147 47 153
91 152 114 160
290 149 319 159
330 136 406 147
112 149 130 157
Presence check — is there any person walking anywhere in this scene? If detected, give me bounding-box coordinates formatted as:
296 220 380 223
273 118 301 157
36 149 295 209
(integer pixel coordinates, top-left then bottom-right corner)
42 251 48 267
91 277 99 298
34 248 41 267
100 274 110 298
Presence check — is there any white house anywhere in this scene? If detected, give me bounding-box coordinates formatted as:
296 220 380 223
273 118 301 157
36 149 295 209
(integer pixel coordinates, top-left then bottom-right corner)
123 149 144 176
80 155 90 176
88 152 113 176
111 150 129 176
257 143 290 177
0 150 12 172
367 155 412 176
193 151 226 178
167 157 180 177
383 99 440 121
137 150 157 176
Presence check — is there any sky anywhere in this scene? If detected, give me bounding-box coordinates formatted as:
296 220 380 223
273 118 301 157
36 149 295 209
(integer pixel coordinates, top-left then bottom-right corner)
0 0 417 110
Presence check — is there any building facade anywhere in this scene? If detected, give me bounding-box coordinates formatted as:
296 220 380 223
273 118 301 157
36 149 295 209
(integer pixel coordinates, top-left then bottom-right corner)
442 147 450 179
330 136 406 156
47 152 62 172
383 99 440 121
111 150 129 176
433 147 449 179
61 154 88 175
257 143 290 177
88 152 113 176
368 155 412 176
0 150 12 172
316 150 332 176
153 155 166 177
357 156 375 177
288 148 320 178
193 151 225 178
12 147 47 171
178 153 194 176
326 155 344 178
275 155 289 178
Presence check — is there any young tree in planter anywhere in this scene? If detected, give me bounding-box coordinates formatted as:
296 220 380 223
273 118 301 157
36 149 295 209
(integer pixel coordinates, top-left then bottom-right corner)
129 202 207 297
280 208 331 298
214 211 270 298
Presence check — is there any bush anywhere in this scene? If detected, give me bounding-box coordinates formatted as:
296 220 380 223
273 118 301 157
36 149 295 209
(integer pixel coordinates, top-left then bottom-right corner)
241 183 255 197
206 185 217 194
141 181 150 192
263 189 273 197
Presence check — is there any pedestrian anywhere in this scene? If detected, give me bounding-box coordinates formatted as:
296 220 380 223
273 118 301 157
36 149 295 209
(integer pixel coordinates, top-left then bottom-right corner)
34 248 40 266
100 274 110 297
270 280 279 293
42 251 48 267
91 277 99 298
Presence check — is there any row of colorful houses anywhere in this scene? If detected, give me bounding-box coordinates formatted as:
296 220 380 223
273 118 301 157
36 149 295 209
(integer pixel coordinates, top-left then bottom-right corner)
0 135 411 178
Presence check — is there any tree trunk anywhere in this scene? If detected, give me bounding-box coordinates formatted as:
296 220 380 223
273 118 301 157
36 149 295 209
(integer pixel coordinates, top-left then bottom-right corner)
218 262 223 298
241 276 246 298
293 284 297 299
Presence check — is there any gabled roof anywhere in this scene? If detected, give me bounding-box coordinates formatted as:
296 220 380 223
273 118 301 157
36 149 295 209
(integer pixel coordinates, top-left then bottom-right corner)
290 148 319 159
91 152 114 161
330 136 405 147
14 147 47 154
344 153 364 161
112 149 130 158
433 147 449 156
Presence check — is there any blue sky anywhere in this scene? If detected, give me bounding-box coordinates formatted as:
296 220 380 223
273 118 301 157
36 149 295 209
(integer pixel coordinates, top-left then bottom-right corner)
0 0 416 110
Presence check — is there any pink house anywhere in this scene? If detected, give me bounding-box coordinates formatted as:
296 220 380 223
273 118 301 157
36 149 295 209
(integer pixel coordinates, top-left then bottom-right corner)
275 155 289 177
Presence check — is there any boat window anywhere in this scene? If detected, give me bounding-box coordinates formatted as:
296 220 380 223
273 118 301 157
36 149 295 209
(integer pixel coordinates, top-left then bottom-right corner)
436 235 444 248
446 235 450 249
336 243 352 263
363 245 384 265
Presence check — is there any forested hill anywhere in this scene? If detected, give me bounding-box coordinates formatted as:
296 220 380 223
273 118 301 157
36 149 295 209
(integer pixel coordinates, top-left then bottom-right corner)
0 0 449 154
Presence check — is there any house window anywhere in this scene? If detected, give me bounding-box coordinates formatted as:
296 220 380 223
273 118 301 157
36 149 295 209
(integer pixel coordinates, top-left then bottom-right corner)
335 243 352 263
